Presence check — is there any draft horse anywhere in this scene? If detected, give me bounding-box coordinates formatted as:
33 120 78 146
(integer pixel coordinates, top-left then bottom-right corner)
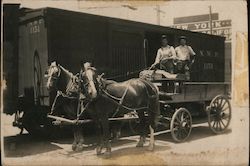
45 62 86 151
80 63 160 157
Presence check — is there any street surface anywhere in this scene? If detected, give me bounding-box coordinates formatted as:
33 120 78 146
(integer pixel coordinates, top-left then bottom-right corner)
2 106 249 165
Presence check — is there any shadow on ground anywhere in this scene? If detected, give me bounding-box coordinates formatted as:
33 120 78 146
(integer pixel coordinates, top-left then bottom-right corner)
4 125 232 158
4 134 63 157
156 125 232 143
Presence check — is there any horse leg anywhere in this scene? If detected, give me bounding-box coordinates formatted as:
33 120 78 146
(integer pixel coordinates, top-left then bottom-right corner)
148 125 155 151
72 127 78 151
111 121 122 142
76 126 84 151
95 120 103 155
136 111 146 147
101 117 111 158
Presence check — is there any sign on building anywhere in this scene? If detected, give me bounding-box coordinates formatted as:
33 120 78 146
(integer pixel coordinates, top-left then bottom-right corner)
172 13 232 43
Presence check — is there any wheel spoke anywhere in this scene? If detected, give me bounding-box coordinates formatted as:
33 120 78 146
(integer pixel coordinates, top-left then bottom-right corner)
176 129 180 139
220 119 226 128
179 129 184 139
222 106 229 112
213 100 219 107
181 112 184 121
174 122 179 126
183 127 189 135
212 121 216 128
221 113 230 120
220 100 227 110
210 113 216 120
215 121 219 131
173 127 179 132
175 115 181 123
218 121 222 131
218 98 223 107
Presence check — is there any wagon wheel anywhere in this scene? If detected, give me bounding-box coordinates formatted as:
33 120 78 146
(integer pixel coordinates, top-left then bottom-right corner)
208 95 231 134
170 108 192 142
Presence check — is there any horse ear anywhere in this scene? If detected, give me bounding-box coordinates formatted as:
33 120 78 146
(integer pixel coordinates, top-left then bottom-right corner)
100 73 105 78
51 61 55 66
90 67 97 71
51 61 58 66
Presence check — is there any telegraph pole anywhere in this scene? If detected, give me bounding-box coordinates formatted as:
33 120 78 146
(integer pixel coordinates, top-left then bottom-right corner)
209 5 213 34
155 5 165 25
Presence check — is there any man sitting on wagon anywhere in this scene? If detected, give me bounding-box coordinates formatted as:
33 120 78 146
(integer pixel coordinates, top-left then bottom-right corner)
174 36 196 80
151 35 176 74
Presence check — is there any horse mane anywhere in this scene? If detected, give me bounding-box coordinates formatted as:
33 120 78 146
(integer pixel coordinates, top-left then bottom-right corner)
58 64 74 78
99 78 117 89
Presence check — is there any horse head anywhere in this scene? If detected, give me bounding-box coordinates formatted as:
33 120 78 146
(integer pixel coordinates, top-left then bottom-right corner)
45 61 61 91
80 62 99 100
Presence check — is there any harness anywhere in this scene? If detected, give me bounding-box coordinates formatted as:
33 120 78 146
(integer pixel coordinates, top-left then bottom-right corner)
50 67 83 116
99 79 157 118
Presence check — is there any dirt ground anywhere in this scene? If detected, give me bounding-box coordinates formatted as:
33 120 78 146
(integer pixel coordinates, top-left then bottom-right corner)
1 106 249 166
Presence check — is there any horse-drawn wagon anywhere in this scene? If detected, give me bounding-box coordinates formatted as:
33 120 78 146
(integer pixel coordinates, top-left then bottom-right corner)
43 59 231 156
138 70 231 142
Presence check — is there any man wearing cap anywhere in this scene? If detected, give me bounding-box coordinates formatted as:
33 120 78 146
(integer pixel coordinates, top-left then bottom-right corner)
175 36 196 79
151 35 176 73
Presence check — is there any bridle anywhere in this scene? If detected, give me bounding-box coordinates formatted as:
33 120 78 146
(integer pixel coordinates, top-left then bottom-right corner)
47 65 62 87
80 68 99 99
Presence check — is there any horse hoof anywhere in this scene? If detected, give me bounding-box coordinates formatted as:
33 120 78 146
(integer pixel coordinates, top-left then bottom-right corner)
147 146 154 151
96 146 102 155
72 144 77 151
136 142 144 147
103 151 111 158
76 144 84 152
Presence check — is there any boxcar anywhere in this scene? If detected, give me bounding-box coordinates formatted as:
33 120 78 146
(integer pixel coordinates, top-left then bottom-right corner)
3 7 228 136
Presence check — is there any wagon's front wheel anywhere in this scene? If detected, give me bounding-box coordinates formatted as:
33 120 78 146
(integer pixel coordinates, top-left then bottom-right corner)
170 108 192 142
208 95 232 134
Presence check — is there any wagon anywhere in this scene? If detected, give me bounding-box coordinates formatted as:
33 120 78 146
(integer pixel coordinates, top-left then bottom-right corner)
130 71 232 142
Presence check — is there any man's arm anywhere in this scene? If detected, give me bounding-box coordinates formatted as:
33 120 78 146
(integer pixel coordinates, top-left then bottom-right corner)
188 46 196 63
152 49 161 66
188 46 196 56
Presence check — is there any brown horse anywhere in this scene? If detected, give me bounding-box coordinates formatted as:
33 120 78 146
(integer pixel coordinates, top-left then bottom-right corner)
45 62 86 151
80 63 160 157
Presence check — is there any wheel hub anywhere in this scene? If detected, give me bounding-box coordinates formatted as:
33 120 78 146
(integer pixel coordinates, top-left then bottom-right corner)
181 121 187 128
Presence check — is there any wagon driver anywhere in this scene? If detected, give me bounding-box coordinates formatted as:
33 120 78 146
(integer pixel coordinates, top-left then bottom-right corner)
174 36 196 79
151 35 176 74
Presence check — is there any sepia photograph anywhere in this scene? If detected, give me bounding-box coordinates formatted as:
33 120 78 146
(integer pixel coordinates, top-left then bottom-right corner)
1 0 248 165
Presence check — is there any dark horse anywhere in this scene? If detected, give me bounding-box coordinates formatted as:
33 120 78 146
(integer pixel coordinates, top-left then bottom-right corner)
45 61 87 151
80 63 160 157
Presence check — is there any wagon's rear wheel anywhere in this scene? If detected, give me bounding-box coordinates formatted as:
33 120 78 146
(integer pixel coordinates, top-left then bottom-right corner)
170 108 192 142
208 95 231 134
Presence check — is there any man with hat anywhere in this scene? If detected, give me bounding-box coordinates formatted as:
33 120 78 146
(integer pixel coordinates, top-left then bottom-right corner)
151 34 176 73
175 36 196 79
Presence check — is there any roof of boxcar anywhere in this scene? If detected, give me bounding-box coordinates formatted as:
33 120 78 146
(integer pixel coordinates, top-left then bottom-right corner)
19 7 225 41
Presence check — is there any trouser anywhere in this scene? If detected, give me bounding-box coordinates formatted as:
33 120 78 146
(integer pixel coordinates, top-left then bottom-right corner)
159 59 174 74
175 60 190 80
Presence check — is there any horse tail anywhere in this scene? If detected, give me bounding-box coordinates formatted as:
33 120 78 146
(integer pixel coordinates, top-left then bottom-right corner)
139 79 160 129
